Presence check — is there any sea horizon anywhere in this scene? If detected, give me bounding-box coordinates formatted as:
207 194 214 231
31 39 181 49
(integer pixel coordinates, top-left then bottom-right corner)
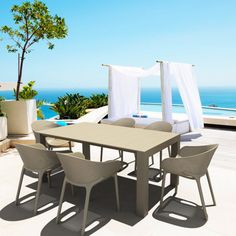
1 87 235 109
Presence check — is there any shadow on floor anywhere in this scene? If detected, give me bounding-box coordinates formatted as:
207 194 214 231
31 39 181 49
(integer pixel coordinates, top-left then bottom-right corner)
128 167 162 182
0 192 58 221
0 172 63 221
0 171 174 235
41 206 111 236
181 132 202 142
153 196 207 228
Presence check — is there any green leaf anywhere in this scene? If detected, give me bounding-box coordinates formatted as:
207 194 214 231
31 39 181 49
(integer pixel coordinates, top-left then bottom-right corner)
36 99 46 119
88 93 108 108
1 0 68 53
51 93 89 119
47 42 54 49
16 80 38 99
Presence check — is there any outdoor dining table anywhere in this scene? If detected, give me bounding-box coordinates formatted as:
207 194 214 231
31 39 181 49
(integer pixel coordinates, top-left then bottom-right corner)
38 122 180 217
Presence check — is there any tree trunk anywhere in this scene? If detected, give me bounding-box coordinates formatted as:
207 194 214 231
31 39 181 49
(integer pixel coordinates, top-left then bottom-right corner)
16 50 25 101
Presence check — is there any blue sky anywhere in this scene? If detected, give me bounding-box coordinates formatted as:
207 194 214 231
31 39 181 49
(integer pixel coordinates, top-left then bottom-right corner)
0 0 236 89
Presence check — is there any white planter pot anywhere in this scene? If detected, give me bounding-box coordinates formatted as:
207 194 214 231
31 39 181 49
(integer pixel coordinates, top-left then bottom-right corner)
0 116 7 140
1 99 37 135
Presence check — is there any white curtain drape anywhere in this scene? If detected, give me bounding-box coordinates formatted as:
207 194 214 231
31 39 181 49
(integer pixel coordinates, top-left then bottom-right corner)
108 65 140 119
108 65 160 119
160 63 173 124
164 62 204 130
107 62 203 131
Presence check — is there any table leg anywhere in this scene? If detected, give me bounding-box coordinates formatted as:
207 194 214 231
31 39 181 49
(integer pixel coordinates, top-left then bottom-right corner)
170 140 180 187
136 151 149 217
83 142 90 160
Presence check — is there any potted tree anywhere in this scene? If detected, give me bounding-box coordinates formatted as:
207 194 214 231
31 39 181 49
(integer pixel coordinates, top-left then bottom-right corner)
1 81 39 134
0 0 67 134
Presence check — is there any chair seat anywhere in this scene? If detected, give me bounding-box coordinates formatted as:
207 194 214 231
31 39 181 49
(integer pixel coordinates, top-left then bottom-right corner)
46 137 70 147
68 152 86 158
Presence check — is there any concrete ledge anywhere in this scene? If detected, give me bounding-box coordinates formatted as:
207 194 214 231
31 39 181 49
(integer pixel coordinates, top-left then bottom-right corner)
204 115 236 127
10 139 36 148
0 139 11 152
0 134 36 153
7 133 35 148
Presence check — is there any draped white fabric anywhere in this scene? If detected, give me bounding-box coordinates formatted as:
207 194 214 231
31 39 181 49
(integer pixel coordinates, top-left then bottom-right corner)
108 66 140 119
165 62 204 130
108 65 160 119
107 62 203 131
160 63 173 124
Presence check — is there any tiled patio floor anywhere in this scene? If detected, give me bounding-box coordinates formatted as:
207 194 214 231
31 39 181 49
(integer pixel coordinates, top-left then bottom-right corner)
0 127 236 236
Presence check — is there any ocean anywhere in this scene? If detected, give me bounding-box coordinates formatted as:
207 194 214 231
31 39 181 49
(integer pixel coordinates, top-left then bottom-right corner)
1 87 236 119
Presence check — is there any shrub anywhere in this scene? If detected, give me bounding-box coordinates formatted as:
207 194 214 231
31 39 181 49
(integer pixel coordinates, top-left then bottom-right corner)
88 93 108 108
51 93 89 119
36 100 46 120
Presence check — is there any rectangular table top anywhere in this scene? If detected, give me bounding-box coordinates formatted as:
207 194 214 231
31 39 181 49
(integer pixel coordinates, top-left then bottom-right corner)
38 122 180 153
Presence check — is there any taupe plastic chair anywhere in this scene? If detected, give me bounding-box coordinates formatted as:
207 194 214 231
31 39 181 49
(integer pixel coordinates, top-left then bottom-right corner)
160 144 218 220
31 120 72 151
15 143 61 215
56 152 122 236
145 121 172 165
100 118 135 162
134 121 172 174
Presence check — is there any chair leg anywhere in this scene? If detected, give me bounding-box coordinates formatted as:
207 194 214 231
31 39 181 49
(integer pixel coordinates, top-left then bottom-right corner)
69 141 72 151
174 185 178 196
196 178 208 220
160 171 167 207
114 174 120 211
134 154 137 172
56 179 67 224
15 167 25 205
47 171 52 188
81 187 91 236
119 150 123 162
167 146 171 156
150 155 154 166
206 171 216 206
34 172 44 215
159 150 163 177
100 147 103 162
118 150 121 157
71 184 75 196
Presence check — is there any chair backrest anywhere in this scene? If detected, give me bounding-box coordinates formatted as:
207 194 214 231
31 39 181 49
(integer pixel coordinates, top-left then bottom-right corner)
57 152 122 186
31 121 59 143
179 144 218 177
16 143 60 172
145 121 172 132
112 118 135 127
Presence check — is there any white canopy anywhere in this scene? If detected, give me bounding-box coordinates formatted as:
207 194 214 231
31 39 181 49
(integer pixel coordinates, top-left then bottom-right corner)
107 64 160 119
105 61 203 131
